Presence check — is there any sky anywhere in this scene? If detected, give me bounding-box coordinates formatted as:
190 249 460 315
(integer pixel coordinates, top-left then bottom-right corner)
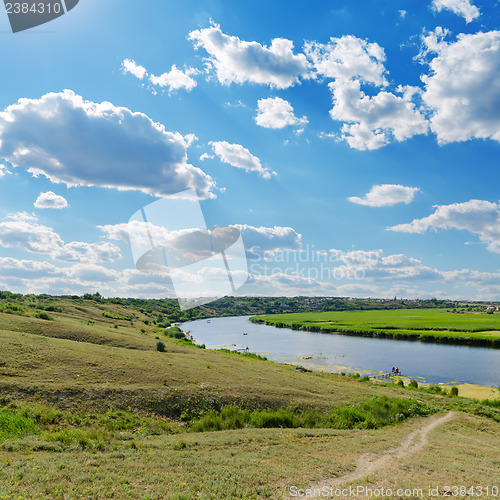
0 0 500 301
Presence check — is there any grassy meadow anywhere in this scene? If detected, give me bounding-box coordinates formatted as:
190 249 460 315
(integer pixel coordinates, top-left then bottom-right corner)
252 308 500 347
0 295 499 498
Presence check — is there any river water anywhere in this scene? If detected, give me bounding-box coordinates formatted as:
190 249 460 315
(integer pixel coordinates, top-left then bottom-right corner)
183 315 500 388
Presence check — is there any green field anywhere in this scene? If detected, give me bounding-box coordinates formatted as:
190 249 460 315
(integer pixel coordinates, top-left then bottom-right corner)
0 295 499 497
251 308 500 347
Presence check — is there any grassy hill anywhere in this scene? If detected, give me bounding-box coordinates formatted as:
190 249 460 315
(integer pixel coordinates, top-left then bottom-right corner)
0 295 499 498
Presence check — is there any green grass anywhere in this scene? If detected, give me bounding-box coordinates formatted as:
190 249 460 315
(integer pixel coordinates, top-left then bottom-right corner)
190 396 437 432
0 407 498 499
252 308 500 347
0 408 38 438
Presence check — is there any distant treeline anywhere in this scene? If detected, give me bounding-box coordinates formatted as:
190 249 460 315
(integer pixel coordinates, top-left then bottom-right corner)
0 289 494 326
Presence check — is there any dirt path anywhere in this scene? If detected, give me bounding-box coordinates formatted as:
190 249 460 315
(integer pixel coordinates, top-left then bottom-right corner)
290 412 455 496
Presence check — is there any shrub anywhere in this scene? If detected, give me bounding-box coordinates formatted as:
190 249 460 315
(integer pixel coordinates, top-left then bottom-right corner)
450 386 459 397
397 379 405 387
427 385 445 394
35 311 53 321
164 329 185 340
408 380 419 389
156 341 167 352
172 440 187 450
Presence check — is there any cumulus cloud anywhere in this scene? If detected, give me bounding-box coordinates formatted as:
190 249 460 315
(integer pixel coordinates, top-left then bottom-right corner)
121 58 147 79
34 191 68 209
431 0 480 23
0 256 59 279
242 271 336 297
210 141 276 179
189 23 311 88
149 65 198 93
99 220 301 260
329 80 428 150
233 224 302 258
55 242 122 263
421 30 500 144
330 249 443 281
389 199 500 253
0 257 120 296
254 97 308 129
0 90 215 198
348 184 420 207
304 35 388 86
0 212 122 262
0 164 10 178
121 59 198 93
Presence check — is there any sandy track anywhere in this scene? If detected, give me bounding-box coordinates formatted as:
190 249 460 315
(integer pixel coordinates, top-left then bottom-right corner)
287 412 455 497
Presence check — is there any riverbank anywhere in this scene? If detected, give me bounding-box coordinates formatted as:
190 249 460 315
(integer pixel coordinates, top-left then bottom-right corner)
251 308 500 348
285 358 500 400
186 329 500 403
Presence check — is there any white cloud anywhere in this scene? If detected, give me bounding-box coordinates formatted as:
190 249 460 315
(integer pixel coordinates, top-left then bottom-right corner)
304 35 388 86
421 30 500 144
0 257 59 279
431 0 480 23
234 224 302 258
55 241 122 263
34 191 68 209
329 80 428 150
0 212 122 262
255 97 308 129
122 59 198 93
0 164 10 178
330 249 443 281
64 263 118 283
416 27 451 62
1 248 500 299
389 199 500 253
210 141 276 179
199 153 214 161
189 23 312 88
98 220 197 250
399 10 407 18
242 271 336 297
99 220 301 260
0 257 120 296
121 58 148 80
0 90 215 198
348 184 419 207
149 65 198 93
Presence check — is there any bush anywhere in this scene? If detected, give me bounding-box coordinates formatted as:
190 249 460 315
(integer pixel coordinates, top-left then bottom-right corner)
408 380 419 389
36 311 53 321
397 379 405 387
427 385 446 394
156 341 167 352
450 386 459 397
164 329 185 340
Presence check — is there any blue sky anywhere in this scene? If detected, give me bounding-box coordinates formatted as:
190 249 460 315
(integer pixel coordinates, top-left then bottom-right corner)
1 0 500 300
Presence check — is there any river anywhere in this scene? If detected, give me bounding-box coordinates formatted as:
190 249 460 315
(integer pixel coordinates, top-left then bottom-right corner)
183 315 500 388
